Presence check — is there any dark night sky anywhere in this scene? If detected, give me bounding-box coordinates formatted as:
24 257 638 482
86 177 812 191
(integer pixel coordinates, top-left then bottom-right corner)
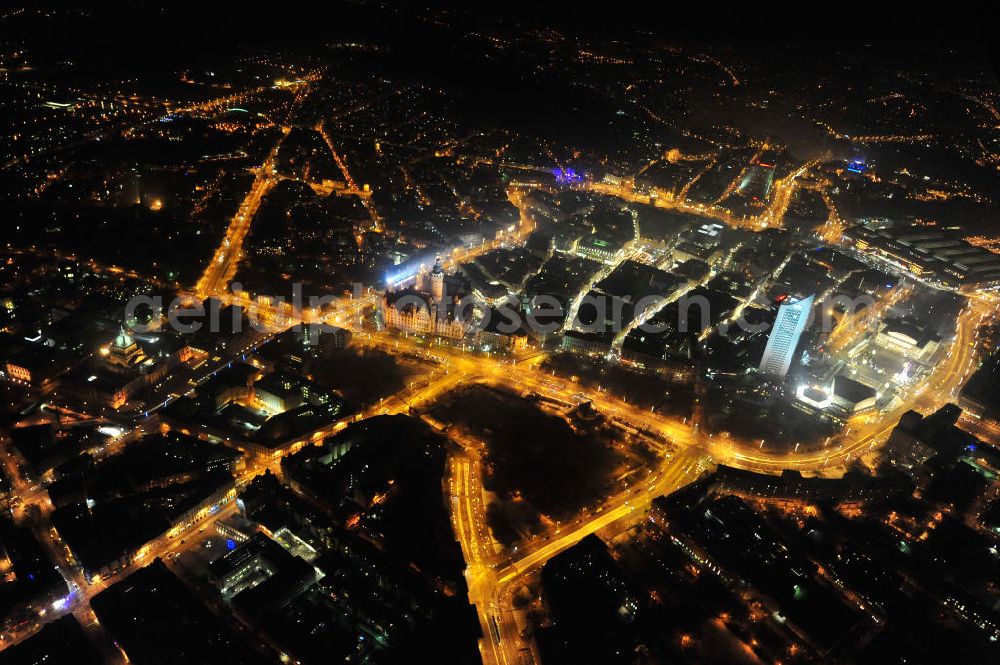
9 1 998 81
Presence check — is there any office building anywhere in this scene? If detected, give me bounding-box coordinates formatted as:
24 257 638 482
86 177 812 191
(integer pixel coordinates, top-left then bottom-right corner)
758 294 814 378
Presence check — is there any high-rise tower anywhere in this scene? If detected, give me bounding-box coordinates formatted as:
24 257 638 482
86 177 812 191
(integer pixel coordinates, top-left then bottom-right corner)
758 294 814 378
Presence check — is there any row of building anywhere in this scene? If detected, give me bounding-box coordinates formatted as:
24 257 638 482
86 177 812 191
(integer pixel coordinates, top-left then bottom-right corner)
844 225 1000 289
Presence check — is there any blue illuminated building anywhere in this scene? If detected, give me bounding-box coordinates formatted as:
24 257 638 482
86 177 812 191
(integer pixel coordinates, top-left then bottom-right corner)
552 167 584 184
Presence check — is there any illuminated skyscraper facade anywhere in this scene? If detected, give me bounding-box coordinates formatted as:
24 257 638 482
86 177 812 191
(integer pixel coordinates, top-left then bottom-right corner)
759 294 814 378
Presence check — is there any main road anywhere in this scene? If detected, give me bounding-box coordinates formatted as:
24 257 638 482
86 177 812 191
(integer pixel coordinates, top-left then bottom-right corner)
194 138 285 299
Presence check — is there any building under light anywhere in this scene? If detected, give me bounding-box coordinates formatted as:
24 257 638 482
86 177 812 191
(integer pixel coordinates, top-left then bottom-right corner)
758 294 814 378
796 374 878 415
381 259 471 340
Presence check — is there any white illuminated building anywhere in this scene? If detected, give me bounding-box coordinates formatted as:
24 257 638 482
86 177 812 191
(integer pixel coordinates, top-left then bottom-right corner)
759 294 815 378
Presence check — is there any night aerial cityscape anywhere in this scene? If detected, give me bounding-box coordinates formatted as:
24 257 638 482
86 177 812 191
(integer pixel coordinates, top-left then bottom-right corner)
2 4 1000 665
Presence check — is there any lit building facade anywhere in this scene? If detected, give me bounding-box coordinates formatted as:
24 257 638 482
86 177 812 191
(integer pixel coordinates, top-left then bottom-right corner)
758 294 814 378
382 299 468 340
873 319 940 364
